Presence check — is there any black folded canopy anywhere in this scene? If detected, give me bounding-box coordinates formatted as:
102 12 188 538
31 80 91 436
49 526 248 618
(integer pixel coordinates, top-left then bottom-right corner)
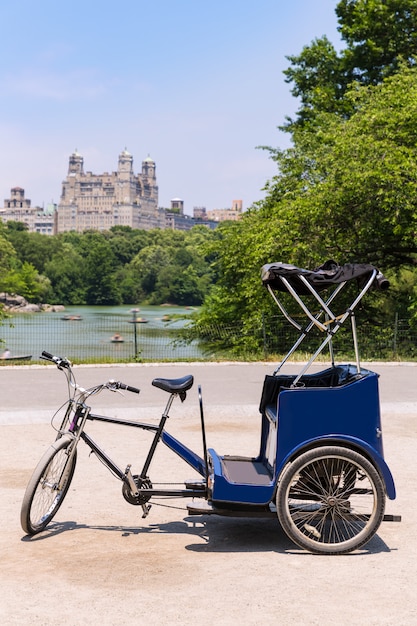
261 260 387 295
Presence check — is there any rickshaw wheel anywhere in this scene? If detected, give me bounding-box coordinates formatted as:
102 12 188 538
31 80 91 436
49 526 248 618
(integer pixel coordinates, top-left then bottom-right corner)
276 446 385 555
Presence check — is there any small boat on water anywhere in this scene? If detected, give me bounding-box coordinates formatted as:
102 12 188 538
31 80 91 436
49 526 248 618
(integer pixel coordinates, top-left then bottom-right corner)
111 333 124 343
1 354 32 362
62 314 83 321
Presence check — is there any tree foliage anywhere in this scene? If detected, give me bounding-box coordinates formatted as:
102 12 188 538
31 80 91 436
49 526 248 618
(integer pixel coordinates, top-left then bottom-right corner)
192 1 417 351
337 0 417 82
196 64 417 344
43 243 86 304
1 224 216 306
0 222 17 278
284 0 417 128
282 67 417 267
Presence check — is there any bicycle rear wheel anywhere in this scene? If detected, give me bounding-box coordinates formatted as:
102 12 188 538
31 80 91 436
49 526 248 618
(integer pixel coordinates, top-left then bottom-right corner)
21 435 77 535
276 446 385 554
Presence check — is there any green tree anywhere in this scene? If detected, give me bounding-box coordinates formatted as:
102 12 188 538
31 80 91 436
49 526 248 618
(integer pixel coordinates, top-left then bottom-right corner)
284 67 417 266
83 235 121 305
1 223 52 304
44 243 86 304
121 227 215 305
3 223 216 306
284 36 347 127
337 0 417 84
128 245 172 299
284 0 417 129
1 261 51 302
5 224 61 273
105 226 152 266
196 65 417 345
0 223 17 280
152 265 205 305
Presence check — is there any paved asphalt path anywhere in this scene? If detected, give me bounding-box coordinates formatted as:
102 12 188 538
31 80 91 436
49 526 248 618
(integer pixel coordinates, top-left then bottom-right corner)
0 361 416 625
1 360 416 424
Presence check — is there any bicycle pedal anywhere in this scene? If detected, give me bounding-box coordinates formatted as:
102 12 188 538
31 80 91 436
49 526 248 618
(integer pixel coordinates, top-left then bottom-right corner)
141 504 152 519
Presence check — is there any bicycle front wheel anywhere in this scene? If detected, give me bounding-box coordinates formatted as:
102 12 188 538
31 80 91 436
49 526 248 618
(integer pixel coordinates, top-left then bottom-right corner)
21 435 77 535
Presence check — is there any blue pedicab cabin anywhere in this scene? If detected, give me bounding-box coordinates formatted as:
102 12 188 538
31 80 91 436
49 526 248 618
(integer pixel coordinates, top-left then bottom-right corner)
195 261 399 554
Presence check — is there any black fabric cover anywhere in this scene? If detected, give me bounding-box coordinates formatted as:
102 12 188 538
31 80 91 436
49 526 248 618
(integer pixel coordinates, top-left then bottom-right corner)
258 365 363 414
261 260 387 295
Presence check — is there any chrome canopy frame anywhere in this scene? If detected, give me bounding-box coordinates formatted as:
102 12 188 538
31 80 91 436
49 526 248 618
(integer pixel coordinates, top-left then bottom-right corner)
262 262 382 385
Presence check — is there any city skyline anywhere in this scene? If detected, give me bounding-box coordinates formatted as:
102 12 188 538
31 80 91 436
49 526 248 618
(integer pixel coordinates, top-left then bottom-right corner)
0 1 341 214
1 148 244 233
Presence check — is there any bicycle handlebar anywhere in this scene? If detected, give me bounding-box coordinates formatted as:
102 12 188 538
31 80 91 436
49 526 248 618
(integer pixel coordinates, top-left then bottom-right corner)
109 380 140 394
41 351 71 369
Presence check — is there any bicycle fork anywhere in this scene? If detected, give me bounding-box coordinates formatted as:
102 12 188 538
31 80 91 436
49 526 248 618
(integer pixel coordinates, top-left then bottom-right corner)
54 404 89 492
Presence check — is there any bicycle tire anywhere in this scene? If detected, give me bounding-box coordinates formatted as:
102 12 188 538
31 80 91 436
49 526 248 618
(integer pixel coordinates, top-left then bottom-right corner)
276 446 386 555
21 435 77 535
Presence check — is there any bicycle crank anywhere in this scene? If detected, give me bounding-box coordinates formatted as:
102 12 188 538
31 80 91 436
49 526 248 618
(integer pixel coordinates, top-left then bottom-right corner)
122 471 153 508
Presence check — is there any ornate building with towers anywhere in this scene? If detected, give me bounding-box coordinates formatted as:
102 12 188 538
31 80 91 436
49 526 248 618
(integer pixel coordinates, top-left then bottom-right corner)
1 187 56 234
57 149 161 232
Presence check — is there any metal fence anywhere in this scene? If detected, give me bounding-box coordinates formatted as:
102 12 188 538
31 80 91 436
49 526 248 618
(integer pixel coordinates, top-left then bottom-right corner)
1 312 416 364
0 313 203 363
186 314 417 362
260 314 417 361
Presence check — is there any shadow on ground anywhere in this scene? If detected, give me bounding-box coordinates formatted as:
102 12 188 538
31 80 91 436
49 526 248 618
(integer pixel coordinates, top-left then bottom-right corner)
21 514 392 555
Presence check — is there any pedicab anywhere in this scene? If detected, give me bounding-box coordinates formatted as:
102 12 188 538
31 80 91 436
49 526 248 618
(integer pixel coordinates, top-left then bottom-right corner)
21 261 400 554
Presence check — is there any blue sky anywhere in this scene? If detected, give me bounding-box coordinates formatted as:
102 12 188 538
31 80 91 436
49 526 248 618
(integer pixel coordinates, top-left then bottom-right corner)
0 0 342 214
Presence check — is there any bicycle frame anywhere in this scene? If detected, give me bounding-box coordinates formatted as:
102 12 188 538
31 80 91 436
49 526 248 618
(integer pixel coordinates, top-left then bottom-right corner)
56 384 208 517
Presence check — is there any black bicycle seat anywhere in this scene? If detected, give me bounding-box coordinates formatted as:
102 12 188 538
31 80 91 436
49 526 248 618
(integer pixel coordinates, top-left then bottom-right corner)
152 375 194 394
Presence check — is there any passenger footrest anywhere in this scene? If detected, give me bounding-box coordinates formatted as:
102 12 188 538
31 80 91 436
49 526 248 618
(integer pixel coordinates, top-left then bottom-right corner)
187 500 275 517
187 500 217 515
221 457 273 485
184 479 206 490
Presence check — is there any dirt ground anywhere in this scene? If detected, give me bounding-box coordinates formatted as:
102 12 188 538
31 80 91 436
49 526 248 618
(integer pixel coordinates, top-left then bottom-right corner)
0 362 416 625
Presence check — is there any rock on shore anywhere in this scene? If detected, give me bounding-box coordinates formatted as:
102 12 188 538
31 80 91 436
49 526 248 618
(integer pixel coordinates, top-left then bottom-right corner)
0 293 65 313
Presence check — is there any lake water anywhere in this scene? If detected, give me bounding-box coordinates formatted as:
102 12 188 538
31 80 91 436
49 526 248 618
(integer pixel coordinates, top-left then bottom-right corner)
1 305 204 362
